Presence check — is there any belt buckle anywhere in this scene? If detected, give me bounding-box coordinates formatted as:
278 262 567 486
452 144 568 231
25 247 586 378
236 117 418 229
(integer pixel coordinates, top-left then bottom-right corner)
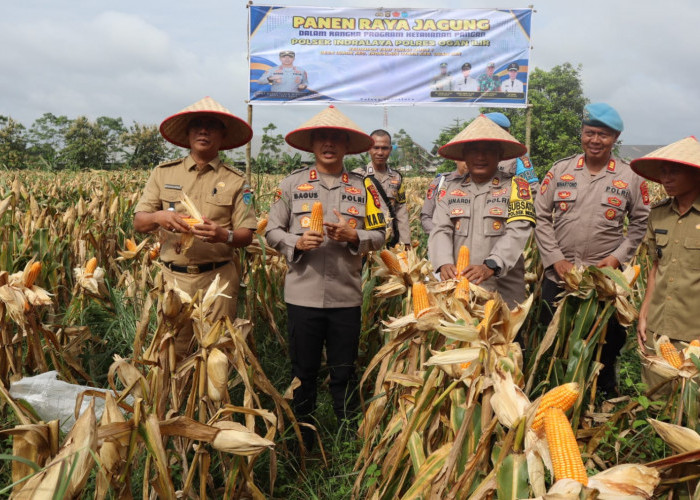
186 265 199 274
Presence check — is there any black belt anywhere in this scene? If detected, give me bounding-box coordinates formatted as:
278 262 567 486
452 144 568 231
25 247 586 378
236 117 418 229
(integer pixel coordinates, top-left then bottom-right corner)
163 260 230 274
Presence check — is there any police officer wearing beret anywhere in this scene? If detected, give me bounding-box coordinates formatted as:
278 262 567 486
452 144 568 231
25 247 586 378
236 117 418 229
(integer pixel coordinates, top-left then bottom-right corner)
134 97 257 357
429 115 536 307
501 63 524 93
259 50 309 93
453 62 479 92
534 102 650 395
631 137 700 390
485 112 539 197
266 106 386 448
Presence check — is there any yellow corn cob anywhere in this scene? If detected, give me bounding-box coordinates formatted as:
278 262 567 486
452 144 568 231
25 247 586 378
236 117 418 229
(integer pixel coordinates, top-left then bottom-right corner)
84 257 98 278
125 238 138 252
256 218 268 234
454 277 470 301
380 250 402 275
412 282 430 318
544 407 588 486
478 299 496 329
149 242 161 260
531 382 580 432
690 339 700 347
309 202 324 233
181 217 201 227
24 262 42 288
456 246 470 275
628 264 641 286
659 341 683 368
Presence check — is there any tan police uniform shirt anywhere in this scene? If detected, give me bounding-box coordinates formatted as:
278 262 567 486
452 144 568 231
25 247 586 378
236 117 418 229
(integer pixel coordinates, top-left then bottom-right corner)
353 164 411 244
644 196 700 342
428 172 536 307
535 154 650 283
134 155 257 265
421 170 461 234
266 167 386 308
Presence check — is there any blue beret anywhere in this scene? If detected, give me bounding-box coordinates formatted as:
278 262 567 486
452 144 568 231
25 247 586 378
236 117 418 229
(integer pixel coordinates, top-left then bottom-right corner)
485 112 511 129
582 103 623 133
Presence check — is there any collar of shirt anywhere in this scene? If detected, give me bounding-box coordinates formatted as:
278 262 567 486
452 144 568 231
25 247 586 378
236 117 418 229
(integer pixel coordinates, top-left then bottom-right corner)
185 155 222 173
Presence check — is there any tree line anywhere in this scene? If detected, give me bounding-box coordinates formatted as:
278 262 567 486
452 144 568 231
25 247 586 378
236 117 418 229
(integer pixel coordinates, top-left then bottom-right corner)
1 64 587 177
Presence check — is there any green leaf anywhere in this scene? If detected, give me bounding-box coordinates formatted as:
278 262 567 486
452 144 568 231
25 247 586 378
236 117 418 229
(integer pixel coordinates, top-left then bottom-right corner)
496 453 529 500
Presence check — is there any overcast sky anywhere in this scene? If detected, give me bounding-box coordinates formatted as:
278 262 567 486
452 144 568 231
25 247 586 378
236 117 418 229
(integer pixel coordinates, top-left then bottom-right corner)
2 0 698 152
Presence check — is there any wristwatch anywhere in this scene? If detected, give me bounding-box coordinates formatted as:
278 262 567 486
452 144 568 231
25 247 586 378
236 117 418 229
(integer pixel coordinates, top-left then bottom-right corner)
483 259 501 276
226 230 234 244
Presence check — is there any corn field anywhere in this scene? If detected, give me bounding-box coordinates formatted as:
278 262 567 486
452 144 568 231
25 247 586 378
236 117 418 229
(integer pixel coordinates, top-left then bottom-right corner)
0 170 698 498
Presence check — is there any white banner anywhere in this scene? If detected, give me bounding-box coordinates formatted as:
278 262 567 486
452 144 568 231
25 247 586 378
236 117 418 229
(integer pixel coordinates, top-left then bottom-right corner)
249 6 532 107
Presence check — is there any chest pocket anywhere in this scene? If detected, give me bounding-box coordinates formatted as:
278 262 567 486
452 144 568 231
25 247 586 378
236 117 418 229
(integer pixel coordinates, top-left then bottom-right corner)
160 190 181 212
449 203 471 236
684 237 700 270
291 199 313 234
600 192 628 225
484 201 507 236
203 190 234 223
654 234 669 264
554 189 577 216
340 199 366 230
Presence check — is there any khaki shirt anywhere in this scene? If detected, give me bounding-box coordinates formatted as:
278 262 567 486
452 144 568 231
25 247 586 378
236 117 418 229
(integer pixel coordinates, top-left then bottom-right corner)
134 155 257 266
266 167 386 308
498 155 540 199
645 196 700 342
421 171 461 235
353 164 410 244
428 172 535 307
534 154 650 282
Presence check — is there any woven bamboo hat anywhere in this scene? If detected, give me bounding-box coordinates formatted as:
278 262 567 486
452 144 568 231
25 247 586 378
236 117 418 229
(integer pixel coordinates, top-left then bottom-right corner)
630 136 700 183
438 115 527 161
285 105 373 154
160 96 253 150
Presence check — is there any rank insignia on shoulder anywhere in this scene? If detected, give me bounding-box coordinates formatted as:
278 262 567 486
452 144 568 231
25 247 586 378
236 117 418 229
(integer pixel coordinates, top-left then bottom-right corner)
342 173 349 184
640 181 650 205
274 188 282 203
309 169 318 181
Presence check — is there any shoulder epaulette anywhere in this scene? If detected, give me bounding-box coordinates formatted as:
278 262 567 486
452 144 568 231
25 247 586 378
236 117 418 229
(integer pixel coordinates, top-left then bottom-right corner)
221 163 245 177
551 154 578 167
290 166 309 175
156 158 183 169
652 197 672 208
349 170 366 179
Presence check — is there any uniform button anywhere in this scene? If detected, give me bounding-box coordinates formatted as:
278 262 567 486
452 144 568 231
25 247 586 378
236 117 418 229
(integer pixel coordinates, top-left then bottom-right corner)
669 278 674 283
674 239 679 244
678 220 683 224
672 258 677 264
667 296 672 301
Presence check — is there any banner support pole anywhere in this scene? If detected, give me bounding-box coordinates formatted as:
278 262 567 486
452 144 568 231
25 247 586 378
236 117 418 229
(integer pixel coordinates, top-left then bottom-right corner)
525 103 533 154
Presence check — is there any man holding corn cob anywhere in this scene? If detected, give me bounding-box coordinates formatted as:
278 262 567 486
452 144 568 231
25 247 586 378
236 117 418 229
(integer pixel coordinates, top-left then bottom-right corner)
535 103 650 396
266 106 386 449
134 97 257 356
429 115 535 308
631 137 700 387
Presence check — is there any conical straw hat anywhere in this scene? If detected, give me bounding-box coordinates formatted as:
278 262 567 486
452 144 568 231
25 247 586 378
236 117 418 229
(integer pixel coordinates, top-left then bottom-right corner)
160 96 253 150
630 136 700 183
438 114 527 161
285 105 373 154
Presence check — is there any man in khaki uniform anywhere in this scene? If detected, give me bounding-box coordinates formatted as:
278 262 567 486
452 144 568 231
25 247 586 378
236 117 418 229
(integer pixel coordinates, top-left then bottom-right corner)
485 112 540 197
352 129 410 247
266 106 386 448
631 137 700 387
429 115 535 308
535 102 650 395
420 160 467 235
134 97 256 356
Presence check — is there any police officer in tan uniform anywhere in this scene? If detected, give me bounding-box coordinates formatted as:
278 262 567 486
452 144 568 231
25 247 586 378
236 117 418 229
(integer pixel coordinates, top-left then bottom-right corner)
535 102 650 395
631 137 700 387
429 115 536 308
420 161 468 235
352 129 410 247
266 106 386 448
485 112 540 198
134 97 257 356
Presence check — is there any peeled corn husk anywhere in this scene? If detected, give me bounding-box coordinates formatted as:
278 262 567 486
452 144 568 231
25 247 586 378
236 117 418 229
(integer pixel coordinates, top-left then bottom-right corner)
210 421 275 455
207 348 229 402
